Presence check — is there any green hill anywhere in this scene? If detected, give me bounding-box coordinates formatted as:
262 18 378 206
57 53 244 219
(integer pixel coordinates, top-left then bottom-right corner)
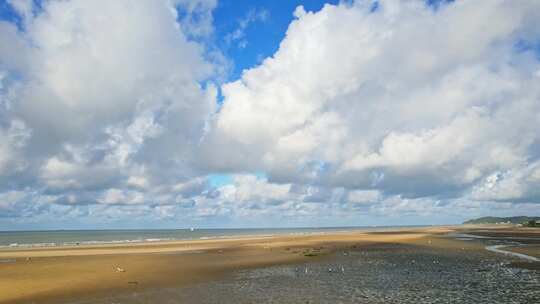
464 216 540 225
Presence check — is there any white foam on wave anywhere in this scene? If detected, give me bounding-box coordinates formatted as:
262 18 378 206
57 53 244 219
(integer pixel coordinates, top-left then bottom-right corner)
0 238 178 249
5 242 57 248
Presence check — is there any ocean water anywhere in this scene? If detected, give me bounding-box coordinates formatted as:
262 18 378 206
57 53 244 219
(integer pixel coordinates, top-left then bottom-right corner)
0 226 413 247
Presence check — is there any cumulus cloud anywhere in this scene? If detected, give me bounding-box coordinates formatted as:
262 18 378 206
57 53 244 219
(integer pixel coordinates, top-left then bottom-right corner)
206 0 540 203
470 161 540 202
0 120 30 180
175 0 218 38
0 0 539 228
0 0 219 210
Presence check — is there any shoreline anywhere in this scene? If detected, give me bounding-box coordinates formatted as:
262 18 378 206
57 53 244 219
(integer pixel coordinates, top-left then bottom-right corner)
0 225 435 249
0 227 448 258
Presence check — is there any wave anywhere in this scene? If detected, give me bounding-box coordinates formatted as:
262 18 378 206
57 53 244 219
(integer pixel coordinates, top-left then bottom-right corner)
1 238 177 248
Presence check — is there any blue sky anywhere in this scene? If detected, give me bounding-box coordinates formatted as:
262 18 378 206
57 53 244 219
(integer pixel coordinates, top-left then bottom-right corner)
211 0 456 81
212 0 340 80
0 1 22 25
0 0 539 230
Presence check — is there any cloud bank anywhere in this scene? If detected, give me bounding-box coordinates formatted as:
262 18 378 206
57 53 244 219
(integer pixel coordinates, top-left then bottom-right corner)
0 0 539 228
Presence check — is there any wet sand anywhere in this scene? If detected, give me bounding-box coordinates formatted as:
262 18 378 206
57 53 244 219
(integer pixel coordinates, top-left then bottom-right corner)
507 245 540 259
0 226 538 303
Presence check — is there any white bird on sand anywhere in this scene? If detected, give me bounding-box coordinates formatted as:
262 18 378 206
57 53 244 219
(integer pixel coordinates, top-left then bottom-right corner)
115 266 125 272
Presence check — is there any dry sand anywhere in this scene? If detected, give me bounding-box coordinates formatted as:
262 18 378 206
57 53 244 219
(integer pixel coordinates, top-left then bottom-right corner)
0 226 536 304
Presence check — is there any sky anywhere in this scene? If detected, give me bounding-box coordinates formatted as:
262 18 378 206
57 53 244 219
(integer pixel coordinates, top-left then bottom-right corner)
0 0 539 230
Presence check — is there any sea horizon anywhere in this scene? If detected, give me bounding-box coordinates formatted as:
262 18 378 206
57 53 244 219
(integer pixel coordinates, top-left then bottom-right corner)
0 225 437 248
0 223 442 232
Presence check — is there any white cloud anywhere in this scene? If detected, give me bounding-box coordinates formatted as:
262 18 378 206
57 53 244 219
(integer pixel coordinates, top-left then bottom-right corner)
174 0 218 38
99 189 145 205
470 162 540 202
0 0 223 220
348 190 381 205
0 0 218 187
13 0 215 140
0 120 30 178
1 0 539 227
208 0 540 202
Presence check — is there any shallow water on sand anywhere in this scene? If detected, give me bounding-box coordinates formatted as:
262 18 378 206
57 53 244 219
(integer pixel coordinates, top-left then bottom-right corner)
74 241 540 304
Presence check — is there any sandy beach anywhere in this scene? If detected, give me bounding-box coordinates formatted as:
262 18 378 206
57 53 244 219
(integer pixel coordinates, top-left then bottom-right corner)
0 226 538 304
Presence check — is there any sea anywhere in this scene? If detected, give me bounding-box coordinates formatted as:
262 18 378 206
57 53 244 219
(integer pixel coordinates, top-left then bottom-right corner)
0 226 414 248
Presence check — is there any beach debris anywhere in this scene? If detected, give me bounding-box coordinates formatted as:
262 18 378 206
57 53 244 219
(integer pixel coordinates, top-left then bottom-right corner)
115 266 126 272
127 281 138 285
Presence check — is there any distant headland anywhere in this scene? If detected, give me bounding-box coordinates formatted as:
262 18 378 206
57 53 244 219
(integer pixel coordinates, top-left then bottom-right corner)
464 216 540 226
